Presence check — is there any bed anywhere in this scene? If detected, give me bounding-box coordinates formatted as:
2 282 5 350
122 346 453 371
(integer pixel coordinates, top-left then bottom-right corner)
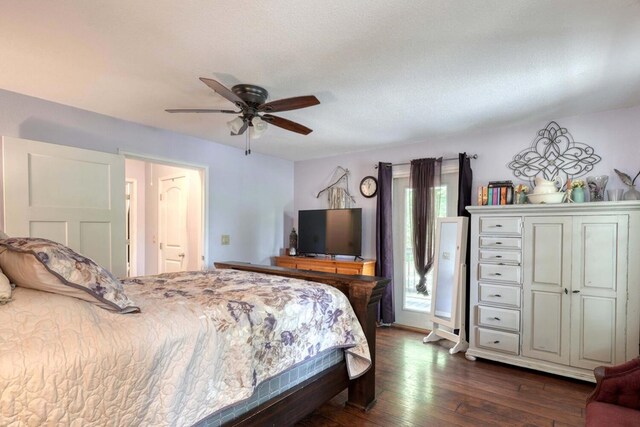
0 237 388 426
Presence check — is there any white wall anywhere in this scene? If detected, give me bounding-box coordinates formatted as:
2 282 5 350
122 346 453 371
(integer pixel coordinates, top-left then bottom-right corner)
0 89 293 267
294 105 640 259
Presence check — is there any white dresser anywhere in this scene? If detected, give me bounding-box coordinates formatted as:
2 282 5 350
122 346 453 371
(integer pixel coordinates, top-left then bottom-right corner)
466 201 640 382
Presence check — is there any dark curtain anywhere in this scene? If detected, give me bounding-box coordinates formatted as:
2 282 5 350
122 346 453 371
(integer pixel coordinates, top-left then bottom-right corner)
409 158 442 295
376 162 394 324
457 153 473 338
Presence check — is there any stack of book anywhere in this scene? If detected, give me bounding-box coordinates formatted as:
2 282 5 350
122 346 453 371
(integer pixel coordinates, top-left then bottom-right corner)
477 181 514 205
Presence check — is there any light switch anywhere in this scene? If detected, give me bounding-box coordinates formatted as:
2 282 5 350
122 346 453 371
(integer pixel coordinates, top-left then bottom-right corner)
442 251 451 260
221 235 230 245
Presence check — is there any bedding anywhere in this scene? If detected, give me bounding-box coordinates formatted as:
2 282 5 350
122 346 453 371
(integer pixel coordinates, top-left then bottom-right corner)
0 267 11 304
0 238 139 313
0 269 370 426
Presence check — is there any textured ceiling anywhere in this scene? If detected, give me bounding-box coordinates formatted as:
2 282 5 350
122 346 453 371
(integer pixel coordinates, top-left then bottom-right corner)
1 1 640 161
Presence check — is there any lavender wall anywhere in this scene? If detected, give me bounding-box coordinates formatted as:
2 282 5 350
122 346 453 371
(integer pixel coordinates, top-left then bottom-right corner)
0 89 294 266
294 105 640 259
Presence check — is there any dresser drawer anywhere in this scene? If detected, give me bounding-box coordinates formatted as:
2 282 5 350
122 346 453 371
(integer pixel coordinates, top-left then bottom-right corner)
480 217 522 235
336 267 362 275
479 263 521 284
478 305 520 332
479 283 521 307
476 327 520 355
479 249 522 265
295 263 336 273
277 260 297 269
479 237 522 250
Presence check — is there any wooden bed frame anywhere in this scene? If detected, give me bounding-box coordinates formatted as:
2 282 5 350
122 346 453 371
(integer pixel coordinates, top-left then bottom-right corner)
212 262 390 426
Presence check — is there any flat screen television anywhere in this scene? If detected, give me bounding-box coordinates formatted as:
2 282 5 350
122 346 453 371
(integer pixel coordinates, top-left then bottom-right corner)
297 208 362 257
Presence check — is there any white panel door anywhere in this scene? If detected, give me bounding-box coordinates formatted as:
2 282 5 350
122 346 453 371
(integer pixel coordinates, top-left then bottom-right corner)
570 216 628 369
159 174 188 273
522 216 572 365
2 136 126 276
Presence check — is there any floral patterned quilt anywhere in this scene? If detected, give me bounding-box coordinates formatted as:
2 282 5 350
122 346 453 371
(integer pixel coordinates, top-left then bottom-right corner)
0 269 370 426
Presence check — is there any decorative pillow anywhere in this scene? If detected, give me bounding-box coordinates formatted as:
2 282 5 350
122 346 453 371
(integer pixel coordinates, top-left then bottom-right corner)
0 267 11 305
0 238 139 313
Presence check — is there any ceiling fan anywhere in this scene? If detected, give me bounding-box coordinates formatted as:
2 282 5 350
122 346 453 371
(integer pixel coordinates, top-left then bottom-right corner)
166 78 320 140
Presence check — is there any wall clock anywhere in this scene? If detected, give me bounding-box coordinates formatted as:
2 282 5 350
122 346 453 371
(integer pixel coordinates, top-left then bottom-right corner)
359 176 378 198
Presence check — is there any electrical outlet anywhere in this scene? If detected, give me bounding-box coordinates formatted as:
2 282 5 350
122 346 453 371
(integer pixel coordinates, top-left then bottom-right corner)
221 235 230 245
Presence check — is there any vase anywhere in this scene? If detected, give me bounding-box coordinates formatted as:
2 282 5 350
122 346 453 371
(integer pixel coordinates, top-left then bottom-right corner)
623 185 640 200
519 192 528 204
289 228 298 255
587 175 608 202
572 187 585 203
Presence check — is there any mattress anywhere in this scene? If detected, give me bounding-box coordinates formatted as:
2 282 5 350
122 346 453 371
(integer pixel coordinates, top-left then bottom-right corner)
195 348 344 426
0 269 370 426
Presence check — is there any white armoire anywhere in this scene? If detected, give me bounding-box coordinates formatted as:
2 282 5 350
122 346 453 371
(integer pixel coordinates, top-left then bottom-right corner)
466 201 640 382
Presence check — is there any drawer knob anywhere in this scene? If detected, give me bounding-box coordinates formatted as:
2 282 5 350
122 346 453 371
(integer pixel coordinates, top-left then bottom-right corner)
492 340 500 344
572 290 581 294
494 255 503 258
492 317 501 321
498 262 505 265
493 272 502 276
494 224 503 228
489 294 502 298
495 242 503 245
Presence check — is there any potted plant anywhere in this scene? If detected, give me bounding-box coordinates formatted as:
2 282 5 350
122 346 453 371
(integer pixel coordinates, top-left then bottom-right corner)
614 169 640 200
514 184 529 204
571 180 586 203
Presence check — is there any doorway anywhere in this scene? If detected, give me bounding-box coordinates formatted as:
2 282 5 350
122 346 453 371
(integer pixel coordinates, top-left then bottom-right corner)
125 179 138 277
125 157 206 276
392 164 458 329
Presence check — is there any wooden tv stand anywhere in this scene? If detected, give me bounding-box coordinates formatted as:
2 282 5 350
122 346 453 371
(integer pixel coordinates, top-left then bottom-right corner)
274 255 376 276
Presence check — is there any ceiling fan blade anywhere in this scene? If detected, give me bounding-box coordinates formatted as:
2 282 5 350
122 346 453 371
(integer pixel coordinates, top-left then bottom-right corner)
262 114 313 135
165 108 240 113
258 95 320 113
199 77 247 107
231 121 249 136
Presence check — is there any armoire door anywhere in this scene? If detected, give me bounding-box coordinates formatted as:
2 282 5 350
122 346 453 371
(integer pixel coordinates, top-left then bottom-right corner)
522 216 572 365
2 136 126 277
570 215 628 370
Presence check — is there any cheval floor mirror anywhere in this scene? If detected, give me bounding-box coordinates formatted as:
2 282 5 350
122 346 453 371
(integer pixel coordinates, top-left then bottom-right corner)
424 216 469 354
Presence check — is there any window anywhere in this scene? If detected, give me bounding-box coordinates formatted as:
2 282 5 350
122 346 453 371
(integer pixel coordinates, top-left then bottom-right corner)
393 167 458 327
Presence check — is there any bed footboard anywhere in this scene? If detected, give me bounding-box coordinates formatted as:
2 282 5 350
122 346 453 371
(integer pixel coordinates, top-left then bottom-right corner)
213 261 389 413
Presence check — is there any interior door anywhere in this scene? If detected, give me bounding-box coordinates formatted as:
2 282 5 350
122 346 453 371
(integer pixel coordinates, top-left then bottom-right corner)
522 216 572 365
570 215 628 369
2 136 126 276
159 174 188 273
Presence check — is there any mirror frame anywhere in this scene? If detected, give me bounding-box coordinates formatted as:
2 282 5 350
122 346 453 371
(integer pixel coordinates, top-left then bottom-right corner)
429 216 468 329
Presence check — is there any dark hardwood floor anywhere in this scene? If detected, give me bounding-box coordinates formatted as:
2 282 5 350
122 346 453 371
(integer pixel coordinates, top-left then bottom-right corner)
297 327 594 426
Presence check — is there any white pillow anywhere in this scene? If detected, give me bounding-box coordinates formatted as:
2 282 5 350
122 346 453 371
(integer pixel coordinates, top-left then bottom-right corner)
0 266 11 304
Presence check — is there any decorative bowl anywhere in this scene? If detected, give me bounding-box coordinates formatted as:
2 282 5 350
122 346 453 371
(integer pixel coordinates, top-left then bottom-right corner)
527 192 566 204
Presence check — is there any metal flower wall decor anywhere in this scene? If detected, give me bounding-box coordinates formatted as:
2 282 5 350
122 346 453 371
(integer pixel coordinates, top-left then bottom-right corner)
508 121 601 184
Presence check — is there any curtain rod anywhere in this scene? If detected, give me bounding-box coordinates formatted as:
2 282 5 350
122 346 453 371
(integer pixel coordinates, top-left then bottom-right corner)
374 154 478 169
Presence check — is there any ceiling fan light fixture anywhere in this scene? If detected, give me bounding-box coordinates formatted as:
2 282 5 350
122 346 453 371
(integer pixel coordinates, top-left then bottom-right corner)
168 78 320 138
251 116 268 139
227 116 245 134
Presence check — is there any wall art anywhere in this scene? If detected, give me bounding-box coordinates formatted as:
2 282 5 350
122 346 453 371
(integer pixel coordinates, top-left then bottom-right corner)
507 121 601 186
